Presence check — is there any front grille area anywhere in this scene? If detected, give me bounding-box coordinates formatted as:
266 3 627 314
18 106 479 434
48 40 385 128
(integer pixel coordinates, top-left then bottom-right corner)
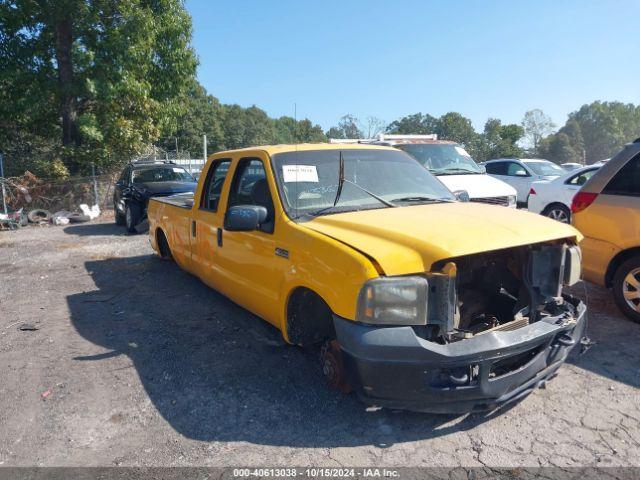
472 196 510 206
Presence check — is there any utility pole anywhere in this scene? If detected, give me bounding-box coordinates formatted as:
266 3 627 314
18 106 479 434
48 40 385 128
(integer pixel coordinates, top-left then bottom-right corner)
91 162 98 207
0 153 7 215
202 134 207 172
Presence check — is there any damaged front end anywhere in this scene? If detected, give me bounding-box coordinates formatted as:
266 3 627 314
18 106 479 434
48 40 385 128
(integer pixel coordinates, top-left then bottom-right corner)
333 241 586 413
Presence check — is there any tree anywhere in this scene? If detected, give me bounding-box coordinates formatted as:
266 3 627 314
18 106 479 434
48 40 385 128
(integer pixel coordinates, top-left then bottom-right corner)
538 133 579 164
326 114 363 139
158 82 224 157
274 116 326 144
475 118 524 161
435 112 478 148
538 101 640 164
567 101 639 163
362 116 386 138
521 109 556 153
386 113 438 135
0 0 197 174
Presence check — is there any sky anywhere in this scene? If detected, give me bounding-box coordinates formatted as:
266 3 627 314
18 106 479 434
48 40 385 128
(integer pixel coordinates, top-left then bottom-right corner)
186 0 640 132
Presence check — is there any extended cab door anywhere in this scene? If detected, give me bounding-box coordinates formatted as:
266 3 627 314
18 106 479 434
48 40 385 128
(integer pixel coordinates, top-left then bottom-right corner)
191 157 233 287
214 155 284 325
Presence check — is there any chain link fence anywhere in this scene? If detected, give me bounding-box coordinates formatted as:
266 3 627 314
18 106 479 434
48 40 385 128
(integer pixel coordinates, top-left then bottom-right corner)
2 172 117 214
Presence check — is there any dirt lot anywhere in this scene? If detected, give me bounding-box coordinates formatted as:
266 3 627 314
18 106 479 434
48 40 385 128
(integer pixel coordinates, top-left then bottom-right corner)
1 217 639 469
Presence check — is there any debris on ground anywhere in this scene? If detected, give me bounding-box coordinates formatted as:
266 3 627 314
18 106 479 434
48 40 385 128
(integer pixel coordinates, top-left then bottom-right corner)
18 323 39 331
41 390 52 399
27 209 52 224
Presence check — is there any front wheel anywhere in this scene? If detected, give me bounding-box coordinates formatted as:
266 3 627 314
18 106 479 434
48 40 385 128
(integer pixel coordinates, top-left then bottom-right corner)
320 339 351 393
612 256 640 323
543 203 571 223
114 206 126 226
125 203 142 233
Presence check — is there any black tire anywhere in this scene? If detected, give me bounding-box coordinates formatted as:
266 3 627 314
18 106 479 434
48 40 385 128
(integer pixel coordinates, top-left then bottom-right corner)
612 256 640 323
125 202 142 233
27 209 51 223
68 213 91 223
542 203 571 224
114 207 126 226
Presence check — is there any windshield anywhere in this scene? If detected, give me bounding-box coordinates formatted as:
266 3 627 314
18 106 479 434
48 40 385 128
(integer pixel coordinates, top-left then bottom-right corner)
272 149 455 219
396 143 483 174
132 166 194 183
523 160 564 176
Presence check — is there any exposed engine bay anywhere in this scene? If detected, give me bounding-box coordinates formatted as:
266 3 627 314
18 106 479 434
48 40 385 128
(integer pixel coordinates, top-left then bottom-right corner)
417 241 582 343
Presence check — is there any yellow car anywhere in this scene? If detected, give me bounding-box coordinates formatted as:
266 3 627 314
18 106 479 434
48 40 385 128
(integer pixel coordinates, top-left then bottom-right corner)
148 143 585 413
572 139 640 323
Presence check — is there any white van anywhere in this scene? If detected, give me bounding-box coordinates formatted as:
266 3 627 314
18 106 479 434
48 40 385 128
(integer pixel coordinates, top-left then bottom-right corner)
330 135 517 207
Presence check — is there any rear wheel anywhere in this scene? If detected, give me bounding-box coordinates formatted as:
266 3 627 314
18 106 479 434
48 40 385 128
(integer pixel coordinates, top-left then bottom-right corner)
612 256 640 323
543 203 571 223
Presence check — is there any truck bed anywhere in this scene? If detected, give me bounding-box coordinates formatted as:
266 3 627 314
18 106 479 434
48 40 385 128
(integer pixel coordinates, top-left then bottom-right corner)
150 192 194 209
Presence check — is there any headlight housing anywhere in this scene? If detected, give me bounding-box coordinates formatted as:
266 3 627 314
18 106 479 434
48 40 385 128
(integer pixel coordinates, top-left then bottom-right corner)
356 276 428 326
507 195 517 208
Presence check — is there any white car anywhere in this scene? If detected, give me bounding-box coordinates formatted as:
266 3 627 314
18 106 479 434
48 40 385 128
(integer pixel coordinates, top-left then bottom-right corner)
527 165 602 223
329 135 518 207
483 158 565 207
561 162 583 171
389 140 517 207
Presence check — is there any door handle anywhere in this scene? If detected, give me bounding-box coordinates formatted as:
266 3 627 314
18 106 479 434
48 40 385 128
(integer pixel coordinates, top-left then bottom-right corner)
191 220 196 237
217 228 223 247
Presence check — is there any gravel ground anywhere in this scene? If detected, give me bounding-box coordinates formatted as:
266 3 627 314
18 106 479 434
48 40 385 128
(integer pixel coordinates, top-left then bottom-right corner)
0 217 639 469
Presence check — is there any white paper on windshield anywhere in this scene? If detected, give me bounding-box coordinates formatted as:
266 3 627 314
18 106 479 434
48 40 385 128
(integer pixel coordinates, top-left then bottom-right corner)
172 167 184 172
282 165 319 182
455 146 471 157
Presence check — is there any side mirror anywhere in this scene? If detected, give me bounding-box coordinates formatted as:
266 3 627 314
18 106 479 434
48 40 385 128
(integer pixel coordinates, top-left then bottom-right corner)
479 165 487 174
224 205 268 232
514 170 528 177
453 190 470 202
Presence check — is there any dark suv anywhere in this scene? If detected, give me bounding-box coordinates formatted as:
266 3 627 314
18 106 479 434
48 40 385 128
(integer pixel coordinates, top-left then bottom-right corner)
114 161 197 232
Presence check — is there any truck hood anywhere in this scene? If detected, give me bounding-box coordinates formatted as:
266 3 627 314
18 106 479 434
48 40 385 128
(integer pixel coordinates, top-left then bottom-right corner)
303 202 582 275
437 174 517 198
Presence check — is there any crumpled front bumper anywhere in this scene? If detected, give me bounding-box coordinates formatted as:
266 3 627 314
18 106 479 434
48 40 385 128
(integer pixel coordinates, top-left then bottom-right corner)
333 295 586 414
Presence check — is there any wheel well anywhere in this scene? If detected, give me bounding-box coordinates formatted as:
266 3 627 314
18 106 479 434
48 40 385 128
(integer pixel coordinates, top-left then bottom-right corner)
605 247 640 287
155 228 171 258
542 202 569 214
286 287 335 346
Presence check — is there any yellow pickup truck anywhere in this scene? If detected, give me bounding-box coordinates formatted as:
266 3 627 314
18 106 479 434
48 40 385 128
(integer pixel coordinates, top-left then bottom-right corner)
148 143 586 413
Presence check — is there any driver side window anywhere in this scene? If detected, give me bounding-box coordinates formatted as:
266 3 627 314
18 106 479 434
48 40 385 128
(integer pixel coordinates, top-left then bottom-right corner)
507 162 528 176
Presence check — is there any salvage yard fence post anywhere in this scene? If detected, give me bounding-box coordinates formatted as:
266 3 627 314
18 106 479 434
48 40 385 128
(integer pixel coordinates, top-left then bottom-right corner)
0 153 7 215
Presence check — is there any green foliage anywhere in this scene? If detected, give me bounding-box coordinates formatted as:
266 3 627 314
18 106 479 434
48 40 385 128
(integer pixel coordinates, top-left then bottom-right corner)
0 0 198 175
538 102 640 164
385 112 524 162
521 109 556 152
326 114 363 139
386 113 438 135
474 118 524 161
